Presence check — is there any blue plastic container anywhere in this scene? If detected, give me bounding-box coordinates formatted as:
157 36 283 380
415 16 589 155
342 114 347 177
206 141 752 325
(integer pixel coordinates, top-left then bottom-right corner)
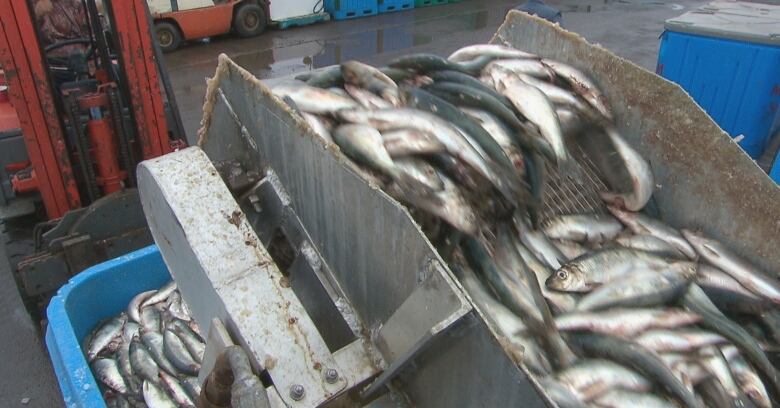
771 155 780 183
45 245 170 408
325 0 378 20
657 2 780 159
378 0 413 13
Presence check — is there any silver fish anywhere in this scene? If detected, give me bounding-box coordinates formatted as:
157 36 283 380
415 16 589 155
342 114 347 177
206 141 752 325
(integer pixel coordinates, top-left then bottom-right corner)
142 380 177 408
141 331 179 376
388 173 479 235
593 389 676 408
122 321 140 342
514 241 577 314
547 248 670 292
721 345 771 408
167 292 191 323
382 129 445 157
142 282 177 307
485 59 555 81
635 329 727 353
457 263 551 375
169 319 205 364
333 124 399 178
607 206 695 259
128 291 155 324
116 340 140 396
599 127 654 212
302 112 333 144
697 264 766 312
129 339 160 385
516 73 589 113
337 109 514 201
556 308 701 338
543 214 622 244
494 73 569 169
272 84 358 114
575 263 696 311
515 218 567 270
163 329 201 376
698 346 740 400
88 315 126 361
140 306 162 333
448 44 538 62
394 157 445 192
344 84 393 110
159 370 195 408
615 234 686 259
556 359 651 401
541 59 612 119
659 353 710 389
461 108 525 172
180 376 202 402
341 60 399 105
91 357 128 394
682 229 780 304
538 378 587 408
552 240 589 261
556 107 583 136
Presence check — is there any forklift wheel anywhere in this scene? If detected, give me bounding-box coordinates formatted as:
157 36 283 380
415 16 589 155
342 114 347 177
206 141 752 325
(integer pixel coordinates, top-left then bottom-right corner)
234 3 267 38
155 22 182 53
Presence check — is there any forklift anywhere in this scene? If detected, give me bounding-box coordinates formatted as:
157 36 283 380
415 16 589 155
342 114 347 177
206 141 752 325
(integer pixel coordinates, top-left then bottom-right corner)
0 0 185 315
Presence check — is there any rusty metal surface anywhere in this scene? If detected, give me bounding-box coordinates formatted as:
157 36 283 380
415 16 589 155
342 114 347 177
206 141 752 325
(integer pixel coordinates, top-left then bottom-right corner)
195 56 545 407
494 11 780 274
138 147 351 407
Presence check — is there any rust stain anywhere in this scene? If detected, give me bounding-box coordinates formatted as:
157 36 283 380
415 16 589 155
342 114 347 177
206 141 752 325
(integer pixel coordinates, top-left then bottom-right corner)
226 209 242 227
264 356 277 370
313 362 322 371
279 276 291 288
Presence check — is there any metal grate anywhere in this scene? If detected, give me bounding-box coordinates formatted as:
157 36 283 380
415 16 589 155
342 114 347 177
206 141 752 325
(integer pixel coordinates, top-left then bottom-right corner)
541 144 610 221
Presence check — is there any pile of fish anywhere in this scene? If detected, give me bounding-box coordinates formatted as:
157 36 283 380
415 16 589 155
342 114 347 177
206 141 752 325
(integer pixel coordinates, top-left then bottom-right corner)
281 43 780 408
84 282 204 407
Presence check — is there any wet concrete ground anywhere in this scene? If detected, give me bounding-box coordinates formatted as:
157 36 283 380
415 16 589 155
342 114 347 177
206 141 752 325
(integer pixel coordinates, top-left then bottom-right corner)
165 0 708 141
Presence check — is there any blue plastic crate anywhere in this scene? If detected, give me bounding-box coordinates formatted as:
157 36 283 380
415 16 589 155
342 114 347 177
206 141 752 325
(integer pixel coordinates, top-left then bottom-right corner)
378 0 413 13
325 0 378 20
657 3 780 159
45 245 171 408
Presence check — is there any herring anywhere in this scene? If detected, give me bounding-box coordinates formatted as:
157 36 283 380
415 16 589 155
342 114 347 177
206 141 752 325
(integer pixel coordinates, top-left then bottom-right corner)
615 234 686 260
88 315 126 361
91 357 128 394
163 329 201 376
141 331 179 376
159 370 195 408
555 308 701 338
129 339 160 385
128 290 155 324
599 127 654 211
546 248 671 292
141 281 177 307
542 214 622 244
142 380 177 408
682 229 780 304
634 329 727 353
272 84 358 115
541 58 612 119
448 44 538 62
382 129 445 157
607 206 695 259
556 359 651 401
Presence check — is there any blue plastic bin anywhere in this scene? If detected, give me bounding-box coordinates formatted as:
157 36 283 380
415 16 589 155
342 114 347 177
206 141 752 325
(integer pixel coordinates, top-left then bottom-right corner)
771 154 780 183
657 2 780 159
45 245 171 408
378 0 413 13
325 0 378 20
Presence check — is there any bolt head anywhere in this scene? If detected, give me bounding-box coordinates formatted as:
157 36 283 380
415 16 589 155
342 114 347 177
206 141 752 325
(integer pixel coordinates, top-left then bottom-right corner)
325 368 338 383
289 384 305 401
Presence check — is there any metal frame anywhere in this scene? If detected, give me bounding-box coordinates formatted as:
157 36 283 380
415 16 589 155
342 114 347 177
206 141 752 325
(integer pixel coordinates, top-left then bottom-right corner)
0 0 81 218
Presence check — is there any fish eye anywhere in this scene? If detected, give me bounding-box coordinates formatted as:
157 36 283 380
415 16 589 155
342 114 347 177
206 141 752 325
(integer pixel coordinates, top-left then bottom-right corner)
557 270 568 280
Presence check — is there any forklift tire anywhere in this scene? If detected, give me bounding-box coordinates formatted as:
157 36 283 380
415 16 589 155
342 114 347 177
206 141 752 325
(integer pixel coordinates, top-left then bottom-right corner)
234 4 267 38
155 22 182 53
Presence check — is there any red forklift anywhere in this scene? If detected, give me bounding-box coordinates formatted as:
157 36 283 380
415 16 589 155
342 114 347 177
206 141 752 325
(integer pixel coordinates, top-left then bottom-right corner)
0 0 185 314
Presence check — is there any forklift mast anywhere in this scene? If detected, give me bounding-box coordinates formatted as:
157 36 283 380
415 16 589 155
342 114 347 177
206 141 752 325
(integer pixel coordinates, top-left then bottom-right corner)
0 0 178 219
0 0 185 307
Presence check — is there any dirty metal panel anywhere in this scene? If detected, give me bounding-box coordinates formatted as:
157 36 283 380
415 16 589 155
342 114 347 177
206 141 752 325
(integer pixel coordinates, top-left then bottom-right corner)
138 147 348 407
196 56 541 408
494 11 780 274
